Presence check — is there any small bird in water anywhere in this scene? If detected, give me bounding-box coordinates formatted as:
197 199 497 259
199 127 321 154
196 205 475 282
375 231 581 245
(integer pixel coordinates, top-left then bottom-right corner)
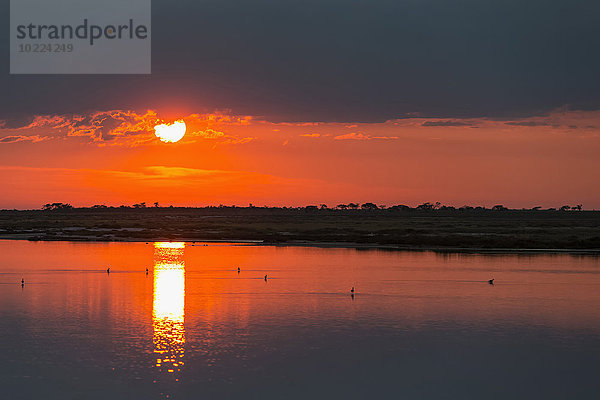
107 267 110 274
237 267 240 273
145 268 149 274
264 274 268 281
350 286 355 294
21 278 24 285
488 278 495 285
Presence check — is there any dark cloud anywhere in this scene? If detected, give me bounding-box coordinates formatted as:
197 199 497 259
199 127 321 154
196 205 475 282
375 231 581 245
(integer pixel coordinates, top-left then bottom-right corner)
2 0 600 122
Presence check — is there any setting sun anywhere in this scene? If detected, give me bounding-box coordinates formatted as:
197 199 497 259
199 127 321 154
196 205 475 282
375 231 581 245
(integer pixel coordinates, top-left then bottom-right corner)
154 120 186 143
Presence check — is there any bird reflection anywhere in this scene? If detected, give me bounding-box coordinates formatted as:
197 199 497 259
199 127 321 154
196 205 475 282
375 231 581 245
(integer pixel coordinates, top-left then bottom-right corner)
153 242 186 378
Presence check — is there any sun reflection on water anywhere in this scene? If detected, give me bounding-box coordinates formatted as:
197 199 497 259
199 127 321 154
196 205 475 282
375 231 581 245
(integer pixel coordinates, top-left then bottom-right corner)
153 242 185 377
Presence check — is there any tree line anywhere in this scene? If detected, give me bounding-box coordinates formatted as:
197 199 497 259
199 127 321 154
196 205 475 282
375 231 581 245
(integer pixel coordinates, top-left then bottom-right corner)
41 202 586 211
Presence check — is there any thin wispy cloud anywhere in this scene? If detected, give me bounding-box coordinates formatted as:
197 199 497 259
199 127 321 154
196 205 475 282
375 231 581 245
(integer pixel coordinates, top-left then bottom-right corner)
334 132 371 140
0 110 256 147
504 121 552 127
421 120 473 127
0 135 49 144
2 108 600 150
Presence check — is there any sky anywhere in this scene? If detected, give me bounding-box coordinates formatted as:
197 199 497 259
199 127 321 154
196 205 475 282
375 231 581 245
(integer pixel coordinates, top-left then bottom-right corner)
1 0 599 209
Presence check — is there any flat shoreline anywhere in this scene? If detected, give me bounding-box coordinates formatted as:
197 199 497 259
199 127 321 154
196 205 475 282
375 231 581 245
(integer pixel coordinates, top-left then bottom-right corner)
2 208 599 254
1 236 598 255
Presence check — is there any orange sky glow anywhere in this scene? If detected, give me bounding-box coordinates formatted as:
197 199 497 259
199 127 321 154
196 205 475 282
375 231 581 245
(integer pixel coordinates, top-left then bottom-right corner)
1 108 599 209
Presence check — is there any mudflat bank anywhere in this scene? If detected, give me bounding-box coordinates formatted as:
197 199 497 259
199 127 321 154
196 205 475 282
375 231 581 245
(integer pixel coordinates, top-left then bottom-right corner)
1 208 599 252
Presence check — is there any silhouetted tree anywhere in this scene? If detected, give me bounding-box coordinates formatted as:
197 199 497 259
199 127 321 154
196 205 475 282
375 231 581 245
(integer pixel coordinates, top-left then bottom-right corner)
492 204 508 211
348 203 359 210
416 202 434 211
559 205 570 211
336 204 349 210
42 202 74 211
360 202 378 210
154 202 159 208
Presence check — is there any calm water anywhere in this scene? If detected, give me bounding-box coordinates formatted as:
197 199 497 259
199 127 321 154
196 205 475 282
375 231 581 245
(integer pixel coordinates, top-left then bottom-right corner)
1 240 599 399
